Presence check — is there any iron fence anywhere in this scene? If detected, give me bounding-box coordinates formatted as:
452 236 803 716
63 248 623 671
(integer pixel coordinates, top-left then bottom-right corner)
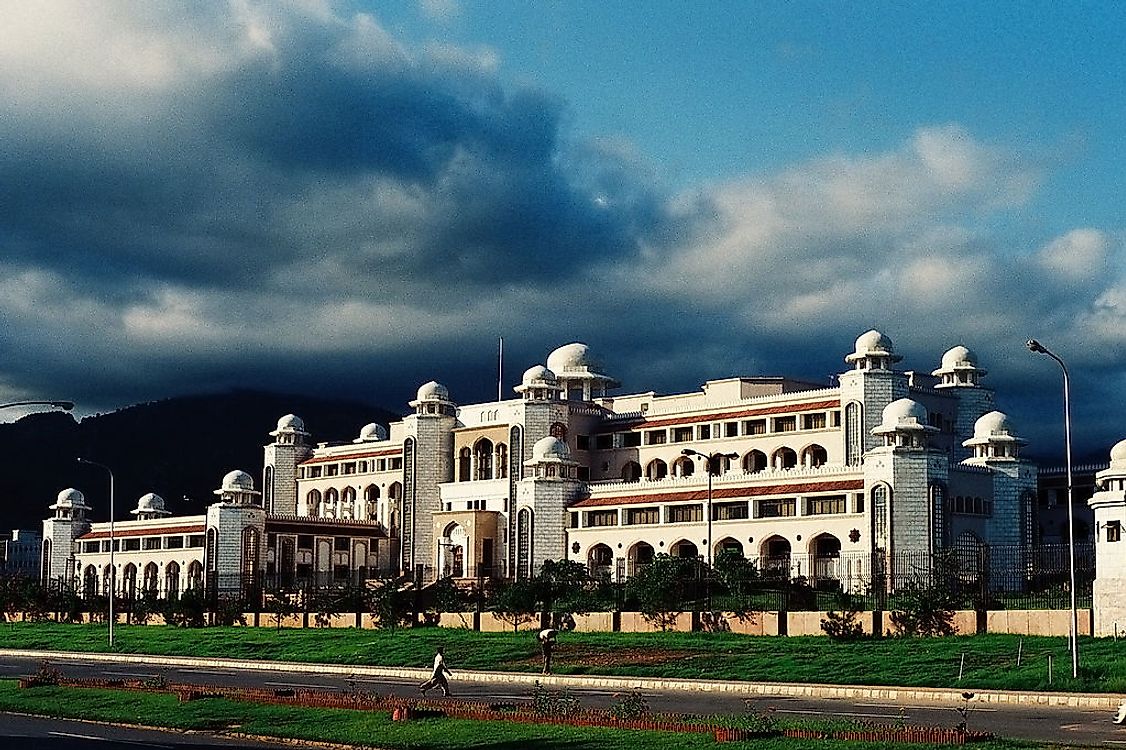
15 542 1095 620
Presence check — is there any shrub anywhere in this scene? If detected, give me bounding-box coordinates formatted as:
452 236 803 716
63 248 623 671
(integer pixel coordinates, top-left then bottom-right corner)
821 609 867 641
530 681 582 717
889 574 957 637
609 689 650 720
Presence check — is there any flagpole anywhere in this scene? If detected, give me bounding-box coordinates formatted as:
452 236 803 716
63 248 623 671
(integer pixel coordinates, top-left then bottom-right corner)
497 337 504 402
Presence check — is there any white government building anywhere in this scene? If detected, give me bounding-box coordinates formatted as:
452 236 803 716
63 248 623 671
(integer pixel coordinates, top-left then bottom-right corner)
43 331 1047 600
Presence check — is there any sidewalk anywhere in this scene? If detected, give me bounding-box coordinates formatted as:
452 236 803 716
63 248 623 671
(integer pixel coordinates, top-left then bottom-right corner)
3 648 1121 711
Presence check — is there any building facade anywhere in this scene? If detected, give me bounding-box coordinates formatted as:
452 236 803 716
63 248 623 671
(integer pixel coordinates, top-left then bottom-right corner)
42 330 1042 599
260 331 1037 591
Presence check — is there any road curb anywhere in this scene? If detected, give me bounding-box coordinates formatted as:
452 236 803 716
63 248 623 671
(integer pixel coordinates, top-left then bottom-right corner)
3 648 1121 711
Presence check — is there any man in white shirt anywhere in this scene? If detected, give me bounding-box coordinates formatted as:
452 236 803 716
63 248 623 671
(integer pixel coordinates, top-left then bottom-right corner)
419 647 453 696
538 628 558 675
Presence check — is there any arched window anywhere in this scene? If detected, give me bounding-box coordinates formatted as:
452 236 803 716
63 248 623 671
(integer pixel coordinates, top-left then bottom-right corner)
495 443 508 479
341 487 356 520
242 527 261 578
872 484 890 552
672 456 694 477
165 561 180 599
844 402 863 466
627 542 654 577
549 422 567 440
672 540 698 559
645 459 668 481
516 508 533 579
263 465 274 513
206 528 218 573
742 450 767 473
364 484 380 521
588 544 614 578
143 562 159 594
458 448 471 482
716 538 743 557
306 489 322 517
324 488 339 518
122 564 137 601
102 564 115 598
810 534 841 586
761 536 792 578
621 461 642 482
772 447 797 470
83 565 98 599
187 561 203 590
801 444 828 468
40 538 51 584
388 482 402 532
474 439 494 480
929 482 947 551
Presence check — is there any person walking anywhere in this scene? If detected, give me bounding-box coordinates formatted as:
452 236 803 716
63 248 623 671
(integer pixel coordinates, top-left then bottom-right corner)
419 646 453 696
538 628 558 675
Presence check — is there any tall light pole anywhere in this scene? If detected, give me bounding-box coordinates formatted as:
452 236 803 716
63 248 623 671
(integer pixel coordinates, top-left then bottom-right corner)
77 457 115 649
681 449 739 567
1027 338 1079 679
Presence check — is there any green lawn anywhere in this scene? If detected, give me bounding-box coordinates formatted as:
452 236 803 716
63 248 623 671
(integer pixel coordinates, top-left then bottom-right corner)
2 620 1123 693
0 680 1045 750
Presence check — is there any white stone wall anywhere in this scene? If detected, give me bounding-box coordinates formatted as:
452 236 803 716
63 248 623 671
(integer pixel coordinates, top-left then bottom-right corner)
206 503 265 592
42 517 87 587
263 440 311 516
1089 483 1126 636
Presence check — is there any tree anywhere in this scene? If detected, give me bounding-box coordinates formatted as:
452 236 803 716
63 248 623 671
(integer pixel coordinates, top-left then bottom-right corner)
889 569 958 637
489 578 540 632
536 559 594 626
711 549 763 622
265 590 300 631
368 577 412 629
626 553 695 630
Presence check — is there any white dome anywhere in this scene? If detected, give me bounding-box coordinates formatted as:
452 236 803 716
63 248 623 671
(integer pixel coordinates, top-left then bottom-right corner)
973 410 1014 439
220 470 256 492
855 330 894 356
532 436 571 461
522 364 557 385
415 380 450 402
547 343 595 373
882 398 928 426
1110 439 1126 468
54 488 87 507
940 345 978 370
132 492 167 515
963 410 1026 450
845 329 902 364
276 413 305 432
357 422 388 442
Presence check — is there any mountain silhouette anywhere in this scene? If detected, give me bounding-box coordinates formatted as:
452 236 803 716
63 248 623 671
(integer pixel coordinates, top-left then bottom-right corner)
0 390 400 531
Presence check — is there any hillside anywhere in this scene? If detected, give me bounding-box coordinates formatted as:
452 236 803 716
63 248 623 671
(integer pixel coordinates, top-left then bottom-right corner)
0 390 400 531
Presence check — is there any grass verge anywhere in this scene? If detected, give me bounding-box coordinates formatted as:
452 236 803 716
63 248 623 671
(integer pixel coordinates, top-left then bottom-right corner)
2 620 1123 693
0 679 1043 750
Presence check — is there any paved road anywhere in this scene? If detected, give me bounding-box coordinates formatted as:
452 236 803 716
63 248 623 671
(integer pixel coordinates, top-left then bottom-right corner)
0 711 295 750
1 654 1124 747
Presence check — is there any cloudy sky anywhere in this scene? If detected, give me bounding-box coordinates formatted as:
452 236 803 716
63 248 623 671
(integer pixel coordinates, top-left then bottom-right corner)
1 1 1123 460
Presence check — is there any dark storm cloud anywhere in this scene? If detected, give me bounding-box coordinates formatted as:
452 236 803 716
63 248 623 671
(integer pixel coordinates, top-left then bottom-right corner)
0 3 1123 461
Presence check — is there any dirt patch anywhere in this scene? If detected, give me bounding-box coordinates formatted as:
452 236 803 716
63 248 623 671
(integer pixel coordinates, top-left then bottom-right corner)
547 646 699 668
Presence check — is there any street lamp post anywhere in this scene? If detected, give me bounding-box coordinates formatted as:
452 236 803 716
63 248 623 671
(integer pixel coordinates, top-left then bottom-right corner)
77 457 115 649
1026 339 1079 679
681 449 739 567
